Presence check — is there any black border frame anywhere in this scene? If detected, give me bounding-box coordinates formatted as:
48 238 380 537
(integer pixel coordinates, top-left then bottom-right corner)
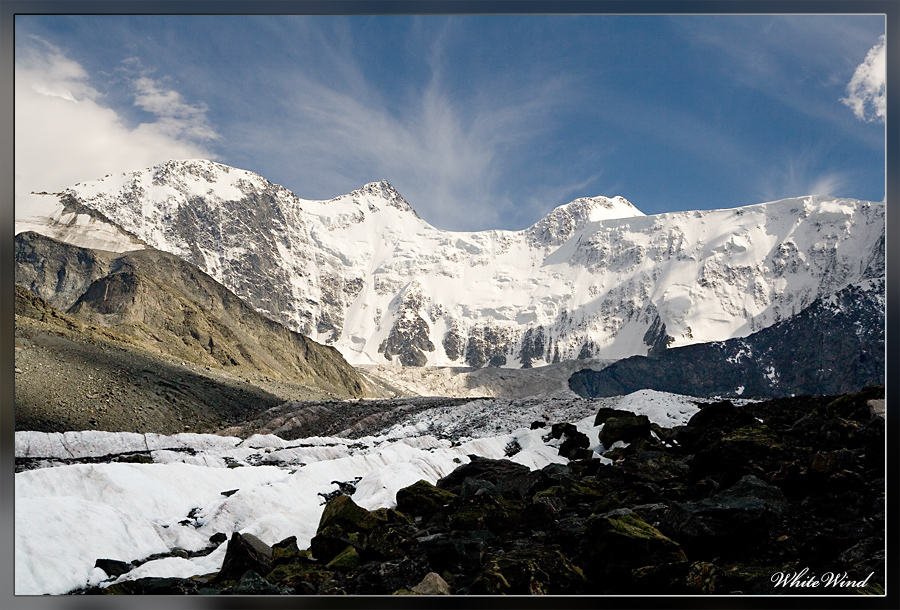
2 2 897 609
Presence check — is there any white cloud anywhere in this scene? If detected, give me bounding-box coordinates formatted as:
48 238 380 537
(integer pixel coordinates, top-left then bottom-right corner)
132 76 218 141
841 35 886 123
14 38 217 196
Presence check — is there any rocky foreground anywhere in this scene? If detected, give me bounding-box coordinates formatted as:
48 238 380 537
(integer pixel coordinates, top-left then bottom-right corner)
74 387 885 596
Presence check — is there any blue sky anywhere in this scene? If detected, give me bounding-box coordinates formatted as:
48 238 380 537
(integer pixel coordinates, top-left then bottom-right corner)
15 14 886 231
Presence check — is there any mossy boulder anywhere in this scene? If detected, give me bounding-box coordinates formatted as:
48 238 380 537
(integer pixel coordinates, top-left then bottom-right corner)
364 525 412 560
447 494 524 531
311 495 384 563
658 475 789 559
264 563 334 594
317 493 383 532
579 512 686 584
326 545 361 570
395 479 457 519
469 547 586 595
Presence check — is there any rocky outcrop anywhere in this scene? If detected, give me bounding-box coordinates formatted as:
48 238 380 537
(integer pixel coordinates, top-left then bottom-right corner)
569 278 884 399
77 388 884 596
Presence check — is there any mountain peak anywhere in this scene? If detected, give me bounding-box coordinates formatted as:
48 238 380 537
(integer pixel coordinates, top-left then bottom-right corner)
554 195 644 221
350 180 419 216
528 195 644 246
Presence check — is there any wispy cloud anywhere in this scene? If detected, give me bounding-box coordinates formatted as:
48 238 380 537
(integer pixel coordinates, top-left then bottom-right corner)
841 35 886 123
670 16 884 149
14 36 217 196
230 21 582 231
757 149 850 202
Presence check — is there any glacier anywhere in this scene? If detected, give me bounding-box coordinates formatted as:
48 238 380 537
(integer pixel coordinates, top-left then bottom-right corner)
14 390 709 595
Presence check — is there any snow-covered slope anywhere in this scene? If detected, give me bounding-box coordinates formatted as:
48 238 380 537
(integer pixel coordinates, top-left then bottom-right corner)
15 192 147 253
16 159 884 368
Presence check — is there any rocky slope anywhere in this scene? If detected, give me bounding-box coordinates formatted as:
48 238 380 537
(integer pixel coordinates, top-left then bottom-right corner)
15 285 287 433
16 231 368 399
73 387 885 596
568 277 885 399
15 159 884 369
15 232 380 432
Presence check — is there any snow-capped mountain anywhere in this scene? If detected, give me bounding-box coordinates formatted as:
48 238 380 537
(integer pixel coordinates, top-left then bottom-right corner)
15 159 885 368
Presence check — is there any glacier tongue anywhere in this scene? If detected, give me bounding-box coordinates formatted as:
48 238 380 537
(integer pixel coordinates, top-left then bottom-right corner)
17 159 885 368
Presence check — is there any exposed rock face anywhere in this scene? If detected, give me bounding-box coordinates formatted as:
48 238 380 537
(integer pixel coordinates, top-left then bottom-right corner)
569 277 884 399
378 282 435 366
15 229 118 310
18 159 883 368
15 232 369 411
77 388 884 596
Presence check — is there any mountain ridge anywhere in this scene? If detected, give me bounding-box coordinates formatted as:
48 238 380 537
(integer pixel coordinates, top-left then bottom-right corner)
15 159 885 370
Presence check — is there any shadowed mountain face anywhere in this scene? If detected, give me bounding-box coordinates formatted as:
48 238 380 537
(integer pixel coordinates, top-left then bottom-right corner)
15 231 368 401
568 278 884 400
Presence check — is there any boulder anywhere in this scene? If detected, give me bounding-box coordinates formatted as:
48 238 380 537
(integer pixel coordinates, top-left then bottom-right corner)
94 558 133 578
346 556 431 595
104 577 199 595
411 571 452 595
469 547 586 595
395 479 457 519
436 456 531 495
658 475 788 559
460 478 499 498
231 570 282 595
423 534 487 575
264 564 334 595
549 422 579 440
326 545 361 570
447 494 524 532
578 511 686 586
619 450 689 484
311 494 384 563
214 532 273 584
558 430 591 460
594 407 638 427
600 414 652 448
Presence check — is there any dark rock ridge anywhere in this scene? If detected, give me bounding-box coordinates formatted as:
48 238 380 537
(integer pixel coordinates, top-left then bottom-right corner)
16 231 367 399
569 278 884 399
76 388 884 596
